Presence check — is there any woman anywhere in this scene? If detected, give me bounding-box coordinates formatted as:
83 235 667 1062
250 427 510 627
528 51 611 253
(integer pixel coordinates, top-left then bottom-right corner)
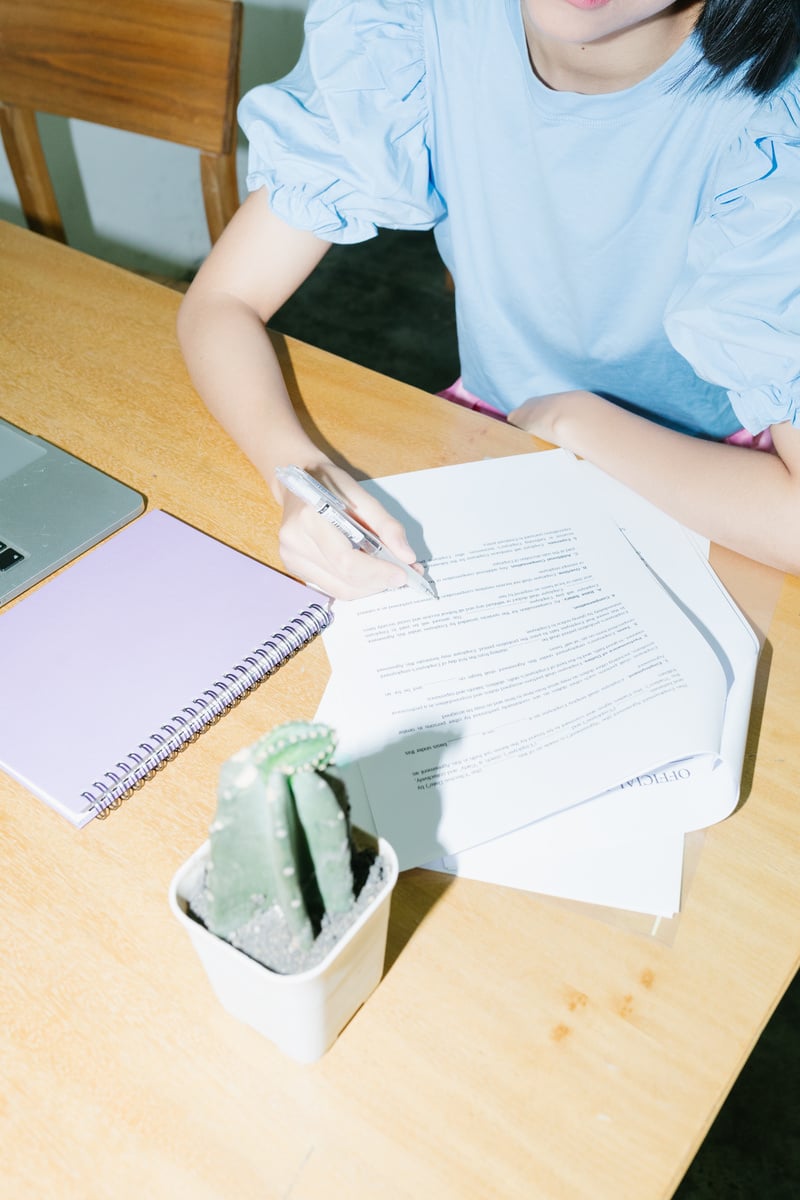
178 1 800 596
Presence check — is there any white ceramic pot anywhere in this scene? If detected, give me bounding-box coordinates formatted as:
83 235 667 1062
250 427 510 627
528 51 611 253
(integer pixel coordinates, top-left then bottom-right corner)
168 837 399 1063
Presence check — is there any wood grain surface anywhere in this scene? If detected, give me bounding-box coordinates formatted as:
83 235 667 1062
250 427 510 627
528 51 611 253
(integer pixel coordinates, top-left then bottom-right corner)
1 222 797 1200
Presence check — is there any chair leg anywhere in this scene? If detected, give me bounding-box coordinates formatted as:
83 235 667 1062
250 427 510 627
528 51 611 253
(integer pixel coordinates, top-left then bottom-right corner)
199 150 240 245
0 104 66 242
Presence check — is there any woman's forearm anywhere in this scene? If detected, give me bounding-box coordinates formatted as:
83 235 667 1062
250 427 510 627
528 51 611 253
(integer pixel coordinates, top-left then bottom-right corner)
175 195 419 596
177 190 338 500
177 288 325 500
509 390 800 573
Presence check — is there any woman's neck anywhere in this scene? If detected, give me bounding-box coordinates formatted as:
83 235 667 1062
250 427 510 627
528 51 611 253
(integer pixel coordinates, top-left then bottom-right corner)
522 2 704 95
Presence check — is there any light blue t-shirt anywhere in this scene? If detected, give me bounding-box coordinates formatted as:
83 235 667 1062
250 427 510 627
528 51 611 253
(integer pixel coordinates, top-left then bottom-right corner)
239 0 800 438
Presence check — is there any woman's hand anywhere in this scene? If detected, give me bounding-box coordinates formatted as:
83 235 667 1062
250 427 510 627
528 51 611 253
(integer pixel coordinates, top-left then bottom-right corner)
507 390 600 447
276 461 419 599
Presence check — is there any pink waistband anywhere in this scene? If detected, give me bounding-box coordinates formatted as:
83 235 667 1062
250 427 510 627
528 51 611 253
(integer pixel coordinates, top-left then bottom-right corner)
437 378 506 421
722 426 775 452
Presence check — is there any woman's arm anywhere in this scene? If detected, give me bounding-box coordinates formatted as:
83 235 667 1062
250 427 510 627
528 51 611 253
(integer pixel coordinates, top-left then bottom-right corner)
177 190 418 598
508 391 800 573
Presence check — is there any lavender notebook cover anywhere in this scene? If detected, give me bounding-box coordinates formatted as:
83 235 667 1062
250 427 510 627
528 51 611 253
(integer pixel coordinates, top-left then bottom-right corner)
0 510 329 826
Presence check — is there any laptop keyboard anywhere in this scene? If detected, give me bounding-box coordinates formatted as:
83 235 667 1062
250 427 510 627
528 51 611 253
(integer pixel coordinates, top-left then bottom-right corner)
0 539 25 571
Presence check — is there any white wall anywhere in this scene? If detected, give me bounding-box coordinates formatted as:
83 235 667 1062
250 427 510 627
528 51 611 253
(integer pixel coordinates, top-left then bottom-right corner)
0 2 308 277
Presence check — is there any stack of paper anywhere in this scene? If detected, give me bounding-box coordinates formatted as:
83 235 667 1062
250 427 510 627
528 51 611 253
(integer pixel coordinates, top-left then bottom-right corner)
316 451 758 919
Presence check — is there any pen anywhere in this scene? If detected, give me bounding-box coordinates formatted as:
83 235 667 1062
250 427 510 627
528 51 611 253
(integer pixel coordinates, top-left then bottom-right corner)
275 465 437 598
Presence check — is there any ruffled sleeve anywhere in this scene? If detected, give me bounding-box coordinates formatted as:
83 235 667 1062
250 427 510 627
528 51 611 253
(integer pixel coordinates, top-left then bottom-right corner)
664 87 800 433
237 0 445 243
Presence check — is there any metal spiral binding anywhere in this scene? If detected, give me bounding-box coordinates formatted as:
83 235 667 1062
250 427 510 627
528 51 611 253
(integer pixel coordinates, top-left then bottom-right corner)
83 603 332 818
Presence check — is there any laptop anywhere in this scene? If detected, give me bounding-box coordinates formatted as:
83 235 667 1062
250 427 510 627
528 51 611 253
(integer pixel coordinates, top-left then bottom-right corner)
0 416 144 607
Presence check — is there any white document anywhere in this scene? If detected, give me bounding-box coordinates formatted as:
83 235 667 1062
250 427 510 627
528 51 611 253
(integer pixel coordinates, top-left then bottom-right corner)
320 451 749 872
317 672 686 916
433 830 686 917
416 463 757 915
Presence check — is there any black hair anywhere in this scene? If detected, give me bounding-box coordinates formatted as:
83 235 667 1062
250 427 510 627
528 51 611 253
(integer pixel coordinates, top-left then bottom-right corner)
694 0 800 94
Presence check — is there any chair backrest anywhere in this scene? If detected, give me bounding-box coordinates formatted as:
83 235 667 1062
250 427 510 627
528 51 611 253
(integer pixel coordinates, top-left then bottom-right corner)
0 0 243 246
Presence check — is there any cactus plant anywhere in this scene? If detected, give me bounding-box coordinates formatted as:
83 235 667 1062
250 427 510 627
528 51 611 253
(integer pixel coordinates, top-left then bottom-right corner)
170 719 399 1058
203 721 366 969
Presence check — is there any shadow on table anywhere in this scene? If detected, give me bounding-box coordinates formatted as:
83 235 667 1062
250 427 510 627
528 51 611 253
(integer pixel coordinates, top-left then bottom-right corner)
736 634 772 809
383 868 455 975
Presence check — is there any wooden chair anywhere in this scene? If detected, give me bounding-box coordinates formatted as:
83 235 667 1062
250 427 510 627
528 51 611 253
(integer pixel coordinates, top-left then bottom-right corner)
0 0 243 248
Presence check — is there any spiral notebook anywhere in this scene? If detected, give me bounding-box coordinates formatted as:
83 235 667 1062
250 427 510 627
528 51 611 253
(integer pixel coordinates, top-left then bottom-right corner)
0 510 331 826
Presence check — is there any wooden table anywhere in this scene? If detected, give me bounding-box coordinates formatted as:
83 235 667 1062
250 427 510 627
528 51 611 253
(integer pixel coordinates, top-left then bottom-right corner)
1 220 797 1200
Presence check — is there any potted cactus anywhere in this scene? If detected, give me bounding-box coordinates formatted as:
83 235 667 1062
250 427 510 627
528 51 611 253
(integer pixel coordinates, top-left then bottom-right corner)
168 721 399 1063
